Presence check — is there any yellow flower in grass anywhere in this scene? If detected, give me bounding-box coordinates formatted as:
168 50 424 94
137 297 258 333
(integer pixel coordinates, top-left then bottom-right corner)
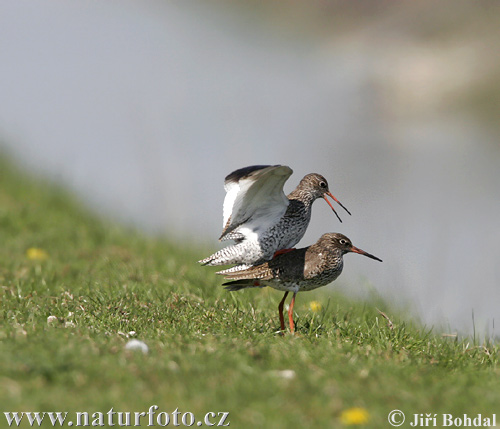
340 407 370 425
26 248 49 261
309 301 322 313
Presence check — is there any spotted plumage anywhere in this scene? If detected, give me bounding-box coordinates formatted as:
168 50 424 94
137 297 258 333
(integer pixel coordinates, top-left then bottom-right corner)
198 165 350 270
222 232 382 334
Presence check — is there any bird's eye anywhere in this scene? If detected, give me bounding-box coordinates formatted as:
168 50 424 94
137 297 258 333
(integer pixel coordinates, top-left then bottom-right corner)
339 239 348 245
319 181 327 188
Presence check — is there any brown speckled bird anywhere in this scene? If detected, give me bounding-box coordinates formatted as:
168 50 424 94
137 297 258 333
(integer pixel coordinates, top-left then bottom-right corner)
199 165 350 271
222 232 382 334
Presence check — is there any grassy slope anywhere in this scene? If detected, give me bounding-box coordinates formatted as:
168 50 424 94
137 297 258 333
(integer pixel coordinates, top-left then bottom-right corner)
0 157 498 428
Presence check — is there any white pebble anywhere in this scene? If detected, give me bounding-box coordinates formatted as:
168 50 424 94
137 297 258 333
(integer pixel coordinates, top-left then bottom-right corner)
47 315 58 325
270 369 296 380
125 339 149 354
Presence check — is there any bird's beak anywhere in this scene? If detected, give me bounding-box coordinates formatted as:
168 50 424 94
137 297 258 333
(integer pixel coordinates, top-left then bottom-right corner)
350 245 383 262
323 192 351 223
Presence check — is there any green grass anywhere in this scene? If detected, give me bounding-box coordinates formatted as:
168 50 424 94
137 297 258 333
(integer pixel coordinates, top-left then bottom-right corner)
0 157 499 428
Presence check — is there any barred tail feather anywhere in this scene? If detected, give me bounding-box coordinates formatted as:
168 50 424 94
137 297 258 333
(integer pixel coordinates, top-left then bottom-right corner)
198 243 253 266
215 265 252 275
198 247 238 266
219 232 245 242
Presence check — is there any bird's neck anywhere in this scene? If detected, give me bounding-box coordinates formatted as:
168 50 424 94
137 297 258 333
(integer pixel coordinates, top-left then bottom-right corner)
287 189 316 206
322 247 344 269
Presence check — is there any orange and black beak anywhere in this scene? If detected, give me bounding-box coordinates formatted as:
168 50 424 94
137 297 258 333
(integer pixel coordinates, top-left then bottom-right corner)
350 245 383 262
323 192 351 223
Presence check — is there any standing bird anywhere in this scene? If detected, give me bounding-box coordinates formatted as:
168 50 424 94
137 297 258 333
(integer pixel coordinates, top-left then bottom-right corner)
222 232 382 334
198 165 350 271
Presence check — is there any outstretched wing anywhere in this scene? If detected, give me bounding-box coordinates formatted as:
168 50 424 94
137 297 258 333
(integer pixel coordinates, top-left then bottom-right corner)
220 165 293 240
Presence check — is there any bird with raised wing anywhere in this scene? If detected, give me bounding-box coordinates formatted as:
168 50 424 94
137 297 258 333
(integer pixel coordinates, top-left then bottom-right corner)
199 165 350 271
222 232 382 334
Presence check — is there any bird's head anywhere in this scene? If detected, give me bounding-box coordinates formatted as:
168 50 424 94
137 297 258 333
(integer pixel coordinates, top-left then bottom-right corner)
320 233 382 262
299 173 351 222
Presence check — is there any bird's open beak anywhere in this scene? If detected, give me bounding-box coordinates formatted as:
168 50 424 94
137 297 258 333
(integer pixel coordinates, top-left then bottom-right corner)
350 245 383 262
323 192 351 223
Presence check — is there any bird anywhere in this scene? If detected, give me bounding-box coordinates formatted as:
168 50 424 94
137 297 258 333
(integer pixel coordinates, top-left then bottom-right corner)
198 165 350 271
222 232 382 334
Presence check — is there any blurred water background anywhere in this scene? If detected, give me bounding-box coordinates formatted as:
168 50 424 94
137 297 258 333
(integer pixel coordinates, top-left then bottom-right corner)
1 1 499 337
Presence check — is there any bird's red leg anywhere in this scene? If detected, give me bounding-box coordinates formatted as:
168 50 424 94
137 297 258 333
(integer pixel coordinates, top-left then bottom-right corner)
288 292 297 334
278 291 289 334
273 248 295 258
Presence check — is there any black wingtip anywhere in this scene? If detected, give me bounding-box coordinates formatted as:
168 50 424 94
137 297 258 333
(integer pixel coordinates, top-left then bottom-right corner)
225 165 280 183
